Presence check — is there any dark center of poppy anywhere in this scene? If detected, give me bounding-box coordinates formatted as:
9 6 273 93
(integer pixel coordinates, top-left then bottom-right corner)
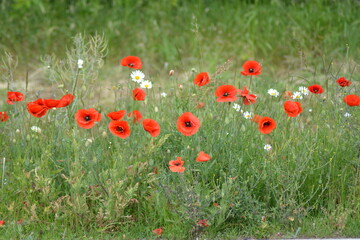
263 121 270 126
174 162 181 166
84 116 91 121
314 89 318 92
185 121 192 127
223 92 229 97
128 63 134 67
249 68 254 73
117 126 124 132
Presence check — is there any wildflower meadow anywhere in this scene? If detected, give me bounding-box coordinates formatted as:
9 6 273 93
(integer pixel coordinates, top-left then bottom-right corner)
0 0 359 239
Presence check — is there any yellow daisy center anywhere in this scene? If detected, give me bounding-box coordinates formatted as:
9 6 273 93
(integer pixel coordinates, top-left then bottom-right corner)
135 76 140 80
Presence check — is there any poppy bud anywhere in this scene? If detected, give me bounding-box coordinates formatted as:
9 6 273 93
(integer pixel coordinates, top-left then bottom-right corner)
169 70 174 76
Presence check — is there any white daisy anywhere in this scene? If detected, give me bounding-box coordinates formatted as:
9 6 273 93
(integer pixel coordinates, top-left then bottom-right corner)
292 92 303 100
31 126 42 133
243 111 253 119
344 112 352 117
160 92 167 97
140 80 152 89
267 89 279 97
130 70 145 83
77 59 84 69
299 86 309 95
264 144 272 151
232 103 241 112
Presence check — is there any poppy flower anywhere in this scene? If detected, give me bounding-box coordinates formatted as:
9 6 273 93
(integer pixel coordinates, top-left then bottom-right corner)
197 219 209 227
284 100 302 117
177 112 201 136
194 72 210 86
7 91 24 104
215 85 237 102
258 116 276 134
251 114 262 123
120 56 142 69
55 94 75 108
240 60 262 76
283 91 292 99
0 220 4 226
238 86 257 105
128 110 142 123
0 112 9 122
153 228 163 236
108 120 131 139
132 88 146 101
169 157 185 173
195 102 205 109
336 77 352 87
142 119 161 137
343 94 360 107
107 110 126 121
27 99 48 118
75 108 102 129
196 151 211 162
308 84 324 94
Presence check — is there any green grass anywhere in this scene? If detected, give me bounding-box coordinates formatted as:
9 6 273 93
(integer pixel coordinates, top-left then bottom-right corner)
0 0 360 239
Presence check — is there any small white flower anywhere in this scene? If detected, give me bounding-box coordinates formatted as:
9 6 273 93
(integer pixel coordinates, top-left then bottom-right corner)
31 126 42 133
292 92 303 100
243 111 253 119
309 109 313 112
160 92 167 97
299 86 309 95
232 103 241 112
130 70 145 83
344 112 352 117
77 59 84 69
267 89 279 97
264 144 272 151
16 129 20 134
140 80 152 89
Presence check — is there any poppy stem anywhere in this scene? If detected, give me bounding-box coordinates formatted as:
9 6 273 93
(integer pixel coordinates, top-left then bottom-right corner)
249 75 253 90
72 68 80 95
1 157 5 189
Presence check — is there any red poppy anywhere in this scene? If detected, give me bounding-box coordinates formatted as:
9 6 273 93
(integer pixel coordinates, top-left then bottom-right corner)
284 100 302 117
153 228 163 236
27 100 48 118
142 119 161 137
128 110 142 123
238 86 257 105
258 117 276 134
0 112 9 122
215 85 237 102
177 112 201 136
308 84 324 94
240 60 262 76
169 157 185 173
7 91 24 104
108 120 131 139
195 102 205 109
132 88 146 101
120 56 142 69
107 110 126 121
194 72 210 86
0 220 4 226
56 94 75 108
251 114 262 123
197 219 209 227
196 151 211 162
343 94 360 107
17 219 22 224
336 77 352 87
75 108 102 129
283 91 292 99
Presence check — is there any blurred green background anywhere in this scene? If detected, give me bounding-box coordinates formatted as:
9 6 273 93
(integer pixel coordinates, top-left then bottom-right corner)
0 0 359 74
